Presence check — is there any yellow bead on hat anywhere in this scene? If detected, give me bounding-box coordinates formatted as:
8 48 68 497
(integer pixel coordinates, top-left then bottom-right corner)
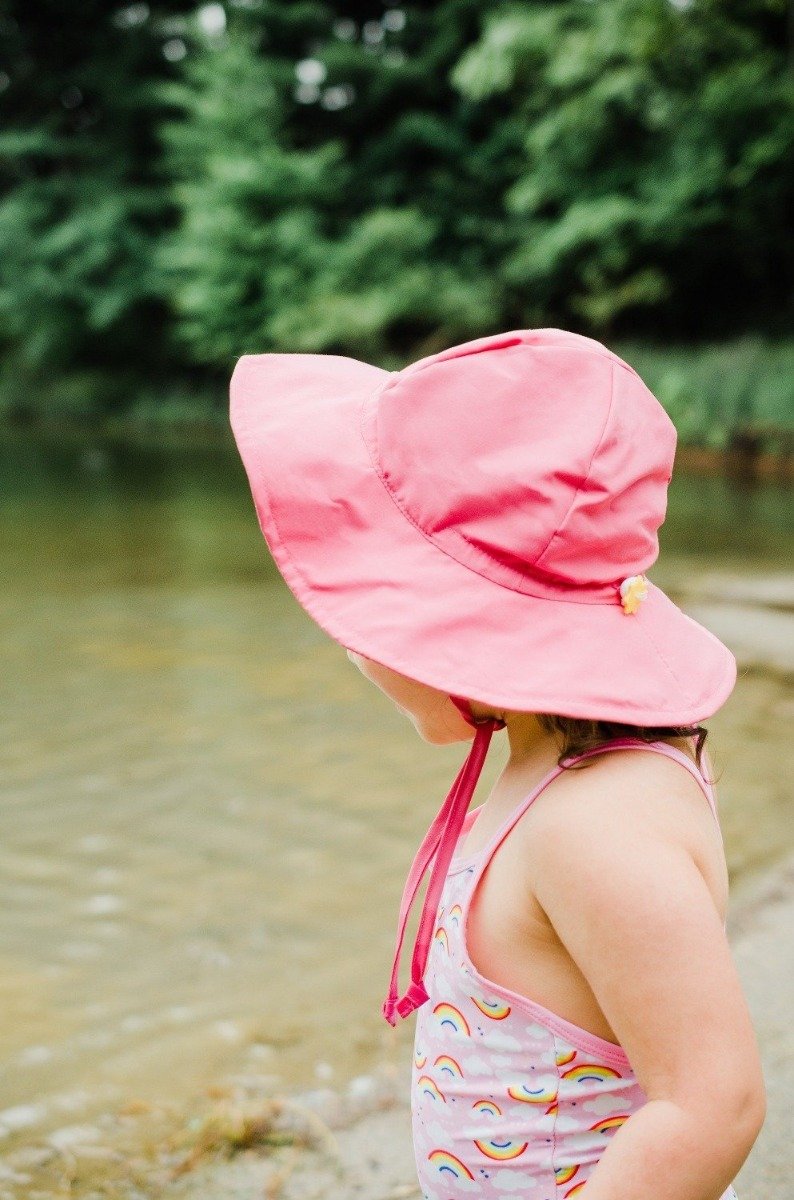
619 574 649 615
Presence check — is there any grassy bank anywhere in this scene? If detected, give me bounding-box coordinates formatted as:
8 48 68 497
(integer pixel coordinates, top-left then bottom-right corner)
1 337 792 455
613 337 793 454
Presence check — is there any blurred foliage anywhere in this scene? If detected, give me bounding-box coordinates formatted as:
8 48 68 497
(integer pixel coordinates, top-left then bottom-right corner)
451 0 793 339
0 0 791 437
615 337 794 449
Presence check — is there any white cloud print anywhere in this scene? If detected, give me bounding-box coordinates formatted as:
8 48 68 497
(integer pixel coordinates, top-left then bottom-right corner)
458 1053 494 1075
491 1168 539 1191
551 1113 587 1133
484 1031 524 1052
421 1118 448 1144
582 1092 635 1117
524 1021 553 1041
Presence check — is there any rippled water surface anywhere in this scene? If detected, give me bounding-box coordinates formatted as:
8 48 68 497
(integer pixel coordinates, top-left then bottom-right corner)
1 428 792 1144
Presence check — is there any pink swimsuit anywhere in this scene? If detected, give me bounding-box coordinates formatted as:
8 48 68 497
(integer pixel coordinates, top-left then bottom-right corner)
408 738 739 1200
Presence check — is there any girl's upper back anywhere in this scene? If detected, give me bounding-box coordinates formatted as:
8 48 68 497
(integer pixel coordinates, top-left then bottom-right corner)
460 733 729 929
411 736 738 1200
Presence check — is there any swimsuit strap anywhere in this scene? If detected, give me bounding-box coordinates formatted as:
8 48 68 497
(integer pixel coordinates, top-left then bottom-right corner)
382 697 505 1026
566 736 719 824
383 725 718 1026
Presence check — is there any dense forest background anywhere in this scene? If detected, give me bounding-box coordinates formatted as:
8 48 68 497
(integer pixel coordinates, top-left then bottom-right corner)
0 0 791 441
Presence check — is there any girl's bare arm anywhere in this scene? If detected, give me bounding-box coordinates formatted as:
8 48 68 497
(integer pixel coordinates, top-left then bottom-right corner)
532 760 766 1200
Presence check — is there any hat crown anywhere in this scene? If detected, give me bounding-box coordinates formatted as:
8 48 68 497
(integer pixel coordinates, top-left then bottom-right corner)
361 329 676 600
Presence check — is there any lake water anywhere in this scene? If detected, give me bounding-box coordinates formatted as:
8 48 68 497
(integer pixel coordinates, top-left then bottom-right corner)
1 427 792 1153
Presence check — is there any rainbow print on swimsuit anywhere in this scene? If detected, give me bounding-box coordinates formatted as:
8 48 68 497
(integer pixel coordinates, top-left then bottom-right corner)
432 1003 470 1036
427 1149 475 1180
474 1137 529 1161
590 1115 629 1133
471 994 511 1020
560 1062 623 1084
555 1164 580 1186
409 753 740 1200
416 1075 446 1103
471 1099 502 1118
507 1081 558 1105
433 1054 463 1079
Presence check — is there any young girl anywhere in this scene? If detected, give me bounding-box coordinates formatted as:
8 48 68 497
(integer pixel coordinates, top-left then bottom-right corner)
230 329 765 1200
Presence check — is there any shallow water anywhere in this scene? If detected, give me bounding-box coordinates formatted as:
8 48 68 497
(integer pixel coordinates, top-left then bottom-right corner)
0 428 792 1151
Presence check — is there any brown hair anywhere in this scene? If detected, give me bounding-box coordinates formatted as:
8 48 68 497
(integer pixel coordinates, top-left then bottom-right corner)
537 714 711 778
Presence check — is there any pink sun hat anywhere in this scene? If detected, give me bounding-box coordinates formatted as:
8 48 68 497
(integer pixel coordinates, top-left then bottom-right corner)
230 327 737 1025
229 327 736 726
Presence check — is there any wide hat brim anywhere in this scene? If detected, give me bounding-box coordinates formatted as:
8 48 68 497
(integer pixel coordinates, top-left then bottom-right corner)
230 352 736 726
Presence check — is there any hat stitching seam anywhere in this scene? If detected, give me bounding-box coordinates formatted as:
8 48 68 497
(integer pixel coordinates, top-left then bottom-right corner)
532 361 617 572
396 336 643 384
359 367 623 604
635 601 698 707
254 472 728 718
397 337 529 377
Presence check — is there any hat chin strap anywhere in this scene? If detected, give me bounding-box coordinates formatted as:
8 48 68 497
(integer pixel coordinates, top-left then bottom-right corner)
449 693 501 728
382 697 506 1026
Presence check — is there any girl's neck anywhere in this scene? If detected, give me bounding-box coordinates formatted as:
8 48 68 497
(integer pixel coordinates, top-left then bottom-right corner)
468 702 562 771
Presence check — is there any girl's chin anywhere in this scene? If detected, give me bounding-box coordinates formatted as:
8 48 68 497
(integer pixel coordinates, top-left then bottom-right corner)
412 714 475 746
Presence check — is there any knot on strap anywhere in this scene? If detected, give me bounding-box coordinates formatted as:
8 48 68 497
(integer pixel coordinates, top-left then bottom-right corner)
381 720 497 1027
382 980 429 1026
396 980 429 1018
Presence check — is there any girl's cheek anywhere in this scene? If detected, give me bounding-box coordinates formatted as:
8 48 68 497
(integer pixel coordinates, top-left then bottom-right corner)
346 652 472 742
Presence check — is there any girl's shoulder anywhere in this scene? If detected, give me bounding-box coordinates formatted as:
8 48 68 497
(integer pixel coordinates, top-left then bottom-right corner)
558 737 716 819
525 738 729 920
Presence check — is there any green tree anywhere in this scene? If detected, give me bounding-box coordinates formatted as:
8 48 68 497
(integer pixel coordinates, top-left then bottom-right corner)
0 1 790 417
157 1 505 368
451 0 793 337
0 1 192 415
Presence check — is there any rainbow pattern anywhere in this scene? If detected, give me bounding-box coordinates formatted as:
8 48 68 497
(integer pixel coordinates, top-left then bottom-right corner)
434 1054 464 1078
556 1048 577 1067
561 1063 622 1085
507 1082 558 1104
427 1149 475 1180
474 1137 529 1161
555 1164 579 1185
471 1098 502 1117
433 926 449 954
564 1182 588 1197
589 1115 628 1133
447 903 463 927
416 1075 446 1103
414 1051 427 1070
433 1003 471 1036
471 995 511 1020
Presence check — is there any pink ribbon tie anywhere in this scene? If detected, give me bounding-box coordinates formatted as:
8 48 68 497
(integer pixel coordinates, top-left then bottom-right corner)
382 697 505 1025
